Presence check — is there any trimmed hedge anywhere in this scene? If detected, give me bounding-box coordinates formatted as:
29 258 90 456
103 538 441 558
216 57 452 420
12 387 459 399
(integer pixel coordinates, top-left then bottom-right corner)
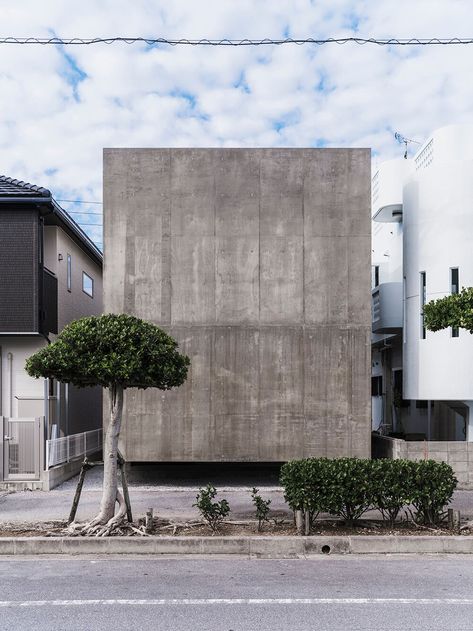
280 457 457 527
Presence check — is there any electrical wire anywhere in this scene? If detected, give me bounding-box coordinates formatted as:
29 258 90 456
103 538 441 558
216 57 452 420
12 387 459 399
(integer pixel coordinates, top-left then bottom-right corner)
0 36 472 47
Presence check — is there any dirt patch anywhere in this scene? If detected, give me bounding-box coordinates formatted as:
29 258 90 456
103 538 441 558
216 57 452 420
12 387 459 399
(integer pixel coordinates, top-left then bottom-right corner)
0 521 67 537
150 519 469 537
0 518 470 537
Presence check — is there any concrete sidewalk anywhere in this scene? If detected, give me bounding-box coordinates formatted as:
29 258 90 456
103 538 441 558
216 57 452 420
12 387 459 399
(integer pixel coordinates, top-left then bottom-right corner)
1 466 473 524
0 467 288 524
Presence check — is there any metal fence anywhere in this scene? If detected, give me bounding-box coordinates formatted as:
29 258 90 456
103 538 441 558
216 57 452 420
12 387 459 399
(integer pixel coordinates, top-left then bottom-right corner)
46 428 103 469
1 417 42 481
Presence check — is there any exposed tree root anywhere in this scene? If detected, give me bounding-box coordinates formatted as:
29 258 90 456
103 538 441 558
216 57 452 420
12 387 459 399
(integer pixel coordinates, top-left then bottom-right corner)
67 489 129 537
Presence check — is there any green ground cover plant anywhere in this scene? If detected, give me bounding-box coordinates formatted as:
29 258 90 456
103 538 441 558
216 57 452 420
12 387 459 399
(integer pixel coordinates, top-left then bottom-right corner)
251 488 271 531
193 484 230 532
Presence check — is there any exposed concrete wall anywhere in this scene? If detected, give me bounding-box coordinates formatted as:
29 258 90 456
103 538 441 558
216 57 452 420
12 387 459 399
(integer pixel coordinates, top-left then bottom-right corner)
104 148 371 462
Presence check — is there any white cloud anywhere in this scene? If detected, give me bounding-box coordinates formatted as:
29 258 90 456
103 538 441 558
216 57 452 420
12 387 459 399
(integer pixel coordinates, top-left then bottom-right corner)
1 0 472 247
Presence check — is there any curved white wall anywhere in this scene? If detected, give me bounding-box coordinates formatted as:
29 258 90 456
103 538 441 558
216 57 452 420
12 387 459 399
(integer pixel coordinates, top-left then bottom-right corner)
404 126 473 400
372 158 412 221
371 159 411 287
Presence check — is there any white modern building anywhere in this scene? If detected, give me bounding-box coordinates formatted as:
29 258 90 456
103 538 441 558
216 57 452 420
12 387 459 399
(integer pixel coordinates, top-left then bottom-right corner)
372 124 473 443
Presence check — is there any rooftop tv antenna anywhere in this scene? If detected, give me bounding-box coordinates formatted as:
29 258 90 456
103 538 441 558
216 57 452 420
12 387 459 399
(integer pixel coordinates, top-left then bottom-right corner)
394 131 422 160
394 132 421 159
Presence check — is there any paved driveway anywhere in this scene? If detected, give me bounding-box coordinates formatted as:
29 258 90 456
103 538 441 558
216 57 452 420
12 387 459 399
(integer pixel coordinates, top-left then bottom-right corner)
1 466 473 525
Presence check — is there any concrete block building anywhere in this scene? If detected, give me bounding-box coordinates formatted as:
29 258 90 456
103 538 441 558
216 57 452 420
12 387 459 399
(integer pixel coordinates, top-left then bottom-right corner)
104 148 371 463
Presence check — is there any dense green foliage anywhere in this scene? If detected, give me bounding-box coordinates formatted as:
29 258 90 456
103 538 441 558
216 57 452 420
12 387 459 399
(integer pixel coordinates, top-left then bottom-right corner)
424 287 473 334
326 458 376 526
280 458 457 527
25 314 190 389
371 459 413 526
280 457 332 525
193 485 230 532
250 488 271 531
409 460 458 525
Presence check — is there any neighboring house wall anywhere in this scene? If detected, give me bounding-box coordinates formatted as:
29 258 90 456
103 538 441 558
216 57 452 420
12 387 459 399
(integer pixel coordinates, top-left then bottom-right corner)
403 129 473 402
0 337 45 418
0 221 103 431
0 208 39 333
44 226 103 329
372 125 473 441
104 147 372 463
44 225 103 435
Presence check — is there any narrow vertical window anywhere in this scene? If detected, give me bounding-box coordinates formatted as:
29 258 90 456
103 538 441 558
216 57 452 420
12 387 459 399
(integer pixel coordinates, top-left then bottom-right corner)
374 265 379 288
67 254 72 292
403 276 407 344
82 272 94 298
451 267 459 337
420 271 426 339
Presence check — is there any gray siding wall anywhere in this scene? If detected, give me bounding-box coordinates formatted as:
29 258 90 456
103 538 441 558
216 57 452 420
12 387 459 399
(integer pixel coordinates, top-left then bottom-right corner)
0 208 39 332
104 148 371 462
44 226 103 435
44 226 103 330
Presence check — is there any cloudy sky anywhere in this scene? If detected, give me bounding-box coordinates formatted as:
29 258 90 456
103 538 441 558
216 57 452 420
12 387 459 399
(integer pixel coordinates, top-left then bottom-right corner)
1 0 472 249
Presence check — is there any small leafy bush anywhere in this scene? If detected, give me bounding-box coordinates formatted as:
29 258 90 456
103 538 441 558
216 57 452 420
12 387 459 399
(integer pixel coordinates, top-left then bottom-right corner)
193 484 230 532
280 458 332 525
408 460 457 525
325 458 375 526
251 488 271 532
371 459 413 527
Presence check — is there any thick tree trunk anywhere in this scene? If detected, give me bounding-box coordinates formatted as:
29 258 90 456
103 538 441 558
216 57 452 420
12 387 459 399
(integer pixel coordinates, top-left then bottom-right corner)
99 383 124 522
78 384 125 534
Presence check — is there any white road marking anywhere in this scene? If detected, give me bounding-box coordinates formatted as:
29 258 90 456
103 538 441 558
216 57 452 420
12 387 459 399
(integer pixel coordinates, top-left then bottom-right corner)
0 598 473 607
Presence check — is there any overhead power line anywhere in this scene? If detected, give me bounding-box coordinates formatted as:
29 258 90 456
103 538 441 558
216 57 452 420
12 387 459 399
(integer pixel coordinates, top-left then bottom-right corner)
1 36 473 47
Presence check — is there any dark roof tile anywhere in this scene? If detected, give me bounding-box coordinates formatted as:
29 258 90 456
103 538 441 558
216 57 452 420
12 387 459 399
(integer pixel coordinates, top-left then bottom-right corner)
0 175 50 198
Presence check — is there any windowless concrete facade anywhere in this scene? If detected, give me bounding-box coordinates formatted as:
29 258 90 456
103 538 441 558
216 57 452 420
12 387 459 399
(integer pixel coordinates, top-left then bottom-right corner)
103 148 371 462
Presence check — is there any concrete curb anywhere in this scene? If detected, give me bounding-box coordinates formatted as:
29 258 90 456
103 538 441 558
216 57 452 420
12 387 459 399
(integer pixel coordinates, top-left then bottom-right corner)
0 535 472 556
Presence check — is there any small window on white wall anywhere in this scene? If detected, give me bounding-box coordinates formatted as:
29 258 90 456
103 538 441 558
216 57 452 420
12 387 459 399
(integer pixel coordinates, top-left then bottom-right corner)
82 272 94 298
420 271 426 339
372 265 380 289
67 254 72 292
451 267 459 337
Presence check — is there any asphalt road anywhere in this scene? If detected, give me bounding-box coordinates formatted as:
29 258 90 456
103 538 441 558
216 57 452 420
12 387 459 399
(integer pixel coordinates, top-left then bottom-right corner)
1 555 473 630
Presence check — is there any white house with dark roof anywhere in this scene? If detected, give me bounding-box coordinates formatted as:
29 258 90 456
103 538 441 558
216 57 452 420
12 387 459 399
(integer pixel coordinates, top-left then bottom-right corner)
0 175 103 489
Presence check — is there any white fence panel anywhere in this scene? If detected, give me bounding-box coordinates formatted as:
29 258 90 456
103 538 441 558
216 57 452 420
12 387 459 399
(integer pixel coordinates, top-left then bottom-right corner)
46 428 102 468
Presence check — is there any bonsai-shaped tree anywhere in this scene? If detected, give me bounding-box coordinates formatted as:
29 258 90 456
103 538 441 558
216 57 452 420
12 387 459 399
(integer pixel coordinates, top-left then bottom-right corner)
424 287 473 530
26 314 190 535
